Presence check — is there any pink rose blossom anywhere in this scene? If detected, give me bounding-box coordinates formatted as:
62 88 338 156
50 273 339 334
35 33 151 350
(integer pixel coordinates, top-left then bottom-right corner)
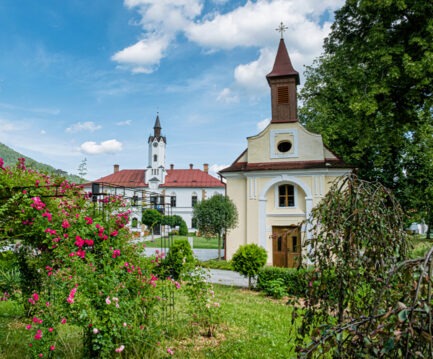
61 318 67 324
42 211 52 222
115 345 125 353
61 219 71 229
167 348 174 355
30 197 46 210
105 296 111 305
50 346 55 351
34 330 42 340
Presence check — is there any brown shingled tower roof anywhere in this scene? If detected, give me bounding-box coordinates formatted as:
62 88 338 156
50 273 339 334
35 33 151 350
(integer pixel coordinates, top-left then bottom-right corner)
266 38 300 85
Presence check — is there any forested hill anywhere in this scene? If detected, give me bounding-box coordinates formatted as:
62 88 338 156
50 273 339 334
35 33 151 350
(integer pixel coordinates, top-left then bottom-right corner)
0 142 85 184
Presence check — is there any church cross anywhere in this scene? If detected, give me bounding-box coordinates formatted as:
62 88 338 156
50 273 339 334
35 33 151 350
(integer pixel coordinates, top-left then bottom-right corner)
276 22 288 39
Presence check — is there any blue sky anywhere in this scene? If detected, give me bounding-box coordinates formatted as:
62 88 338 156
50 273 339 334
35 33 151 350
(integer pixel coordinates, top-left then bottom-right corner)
0 0 344 180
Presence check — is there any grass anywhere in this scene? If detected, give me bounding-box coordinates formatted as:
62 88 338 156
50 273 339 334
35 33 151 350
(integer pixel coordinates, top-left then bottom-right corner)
198 259 233 270
165 285 299 358
0 285 300 358
143 235 220 249
408 234 433 258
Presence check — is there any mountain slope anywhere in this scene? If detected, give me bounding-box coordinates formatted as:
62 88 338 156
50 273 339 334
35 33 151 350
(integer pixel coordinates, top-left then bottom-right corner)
0 142 85 183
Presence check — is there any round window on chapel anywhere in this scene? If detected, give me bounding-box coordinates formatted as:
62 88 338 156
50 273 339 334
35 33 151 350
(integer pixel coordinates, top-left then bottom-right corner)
277 140 292 153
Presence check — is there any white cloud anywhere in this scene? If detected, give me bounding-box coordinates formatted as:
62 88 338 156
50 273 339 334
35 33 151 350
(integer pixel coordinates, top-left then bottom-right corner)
234 47 274 92
0 119 23 132
216 88 239 103
257 118 271 132
111 34 170 74
40 130 46 135
80 139 123 155
116 120 132 126
66 121 102 133
115 0 343 93
113 0 203 73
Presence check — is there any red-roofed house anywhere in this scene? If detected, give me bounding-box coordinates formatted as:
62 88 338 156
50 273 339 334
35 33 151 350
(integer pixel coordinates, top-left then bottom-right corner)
89 116 225 231
220 33 352 267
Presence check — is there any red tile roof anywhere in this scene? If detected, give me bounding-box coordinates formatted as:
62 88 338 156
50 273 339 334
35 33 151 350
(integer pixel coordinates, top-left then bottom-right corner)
93 170 147 188
220 158 350 173
162 169 224 188
91 169 224 188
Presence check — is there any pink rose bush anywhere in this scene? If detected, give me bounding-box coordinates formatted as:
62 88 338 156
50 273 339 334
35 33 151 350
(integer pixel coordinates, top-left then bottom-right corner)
0 158 219 358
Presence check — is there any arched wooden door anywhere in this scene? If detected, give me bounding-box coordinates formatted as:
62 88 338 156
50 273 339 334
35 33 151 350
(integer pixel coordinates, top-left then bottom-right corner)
272 226 301 268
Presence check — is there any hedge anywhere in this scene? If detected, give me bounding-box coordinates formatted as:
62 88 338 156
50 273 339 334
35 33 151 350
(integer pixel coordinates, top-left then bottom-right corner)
257 266 311 297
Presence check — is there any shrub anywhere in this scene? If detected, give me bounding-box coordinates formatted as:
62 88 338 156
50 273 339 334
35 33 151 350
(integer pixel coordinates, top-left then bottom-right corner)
232 244 267 288
262 278 287 299
0 250 18 271
162 239 196 280
179 220 188 236
257 266 310 297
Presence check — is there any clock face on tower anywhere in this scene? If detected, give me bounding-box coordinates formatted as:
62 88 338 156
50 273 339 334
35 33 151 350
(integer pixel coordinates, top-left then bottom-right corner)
153 142 158 148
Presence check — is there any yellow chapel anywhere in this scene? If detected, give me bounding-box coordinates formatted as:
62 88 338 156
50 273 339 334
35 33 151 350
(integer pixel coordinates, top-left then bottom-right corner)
220 35 352 268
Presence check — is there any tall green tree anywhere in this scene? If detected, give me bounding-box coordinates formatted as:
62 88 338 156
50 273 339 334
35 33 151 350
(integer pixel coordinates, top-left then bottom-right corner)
193 194 238 260
300 0 433 222
141 208 162 240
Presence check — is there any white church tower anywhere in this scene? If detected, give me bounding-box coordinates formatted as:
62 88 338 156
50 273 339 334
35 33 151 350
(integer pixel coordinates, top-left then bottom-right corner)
146 114 166 190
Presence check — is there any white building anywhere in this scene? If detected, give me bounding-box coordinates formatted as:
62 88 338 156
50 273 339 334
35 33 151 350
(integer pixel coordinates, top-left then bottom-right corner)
89 115 225 231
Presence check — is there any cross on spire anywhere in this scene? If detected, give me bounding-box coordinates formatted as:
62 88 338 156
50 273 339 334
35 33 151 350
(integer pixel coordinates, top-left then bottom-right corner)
276 22 288 39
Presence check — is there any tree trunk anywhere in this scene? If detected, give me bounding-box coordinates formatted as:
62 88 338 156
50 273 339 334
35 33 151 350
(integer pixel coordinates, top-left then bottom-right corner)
217 233 221 261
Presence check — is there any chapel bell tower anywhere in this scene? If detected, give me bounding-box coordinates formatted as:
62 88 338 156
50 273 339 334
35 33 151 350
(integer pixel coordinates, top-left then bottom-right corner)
266 22 300 123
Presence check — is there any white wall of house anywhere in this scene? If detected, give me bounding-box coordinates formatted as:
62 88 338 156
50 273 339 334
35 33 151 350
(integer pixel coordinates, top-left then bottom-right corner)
83 184 225 232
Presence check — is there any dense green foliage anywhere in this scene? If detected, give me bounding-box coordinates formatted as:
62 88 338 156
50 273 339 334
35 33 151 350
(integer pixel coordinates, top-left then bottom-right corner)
0 158 216 358
0 142 84 183
232 244 267 289
257 266 310 297
300 0 433 230
193 194 238 260
161 214 188 235
295 174 433 358
161 239 196 280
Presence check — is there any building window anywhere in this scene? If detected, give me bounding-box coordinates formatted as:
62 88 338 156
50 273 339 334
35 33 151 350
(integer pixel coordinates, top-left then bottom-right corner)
150 196 157 206
131 218 138 228
278 184 295 207
170 195 176 208
153 154 157 162
191 194 198 207
277 140 292 153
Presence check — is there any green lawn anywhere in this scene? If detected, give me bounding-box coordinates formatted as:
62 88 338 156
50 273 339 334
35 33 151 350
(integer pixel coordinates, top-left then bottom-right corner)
143 235 220 249
164 284 299 358
0 285 300 358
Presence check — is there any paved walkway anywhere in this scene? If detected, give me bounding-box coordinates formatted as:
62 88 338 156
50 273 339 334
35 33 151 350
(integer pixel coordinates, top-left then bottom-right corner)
143 248 249 288
207 268 249 288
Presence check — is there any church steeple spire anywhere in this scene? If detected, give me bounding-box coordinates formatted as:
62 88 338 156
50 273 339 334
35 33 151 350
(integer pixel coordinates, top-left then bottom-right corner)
266 23 300 123
153 113 161 138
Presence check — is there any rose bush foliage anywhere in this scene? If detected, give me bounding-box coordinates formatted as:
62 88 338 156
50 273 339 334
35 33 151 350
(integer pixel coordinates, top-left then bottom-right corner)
0 159 196 358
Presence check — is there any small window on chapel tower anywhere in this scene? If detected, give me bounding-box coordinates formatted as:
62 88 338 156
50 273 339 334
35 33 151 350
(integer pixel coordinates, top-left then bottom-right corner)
153 155 157 162
277 86 289 104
